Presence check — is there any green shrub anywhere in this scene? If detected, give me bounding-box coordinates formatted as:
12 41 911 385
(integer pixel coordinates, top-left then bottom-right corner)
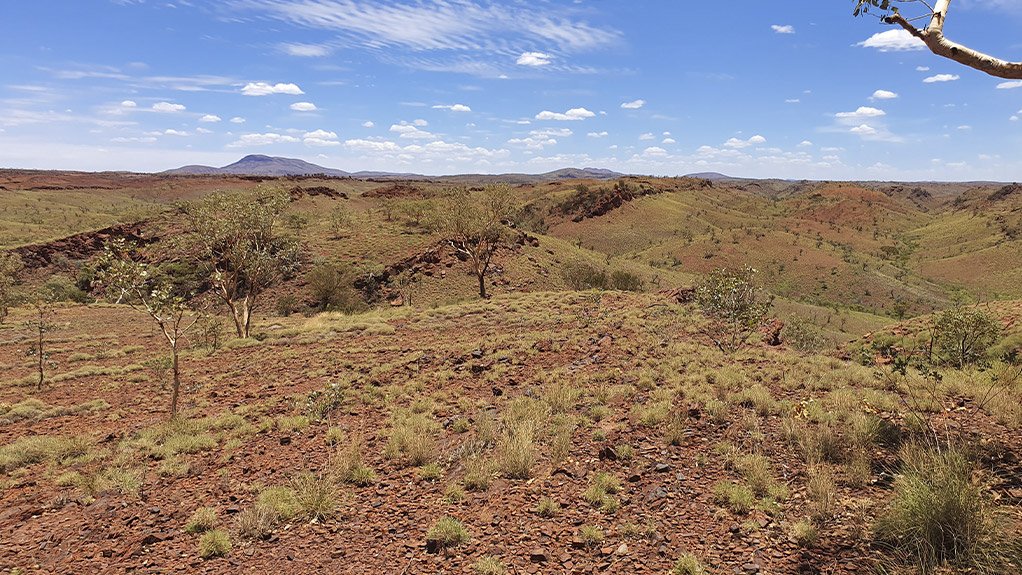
609 269 643 292
472 556 506 575
932 305 1001 368
197 529 231 559
426 516 470 550
695 266 771 354
671 553 707 575
561 260 608 290
782 316 828 354
874 443 1020 572
184 507 218 534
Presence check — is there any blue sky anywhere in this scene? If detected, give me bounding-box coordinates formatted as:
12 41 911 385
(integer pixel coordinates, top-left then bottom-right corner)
1 0 1021 179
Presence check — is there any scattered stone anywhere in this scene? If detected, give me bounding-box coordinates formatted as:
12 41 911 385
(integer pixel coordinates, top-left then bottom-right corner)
529 549 548 563
654 463 671 473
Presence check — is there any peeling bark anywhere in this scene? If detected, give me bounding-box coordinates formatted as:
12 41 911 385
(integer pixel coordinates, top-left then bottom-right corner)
884 0 1022 80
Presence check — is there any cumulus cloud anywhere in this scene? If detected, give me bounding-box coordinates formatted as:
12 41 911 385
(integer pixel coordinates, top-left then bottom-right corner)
997 80 1022 89
152 101 185 113
923 74 960 83
535 107 595 121
836 106 887 119
916 66 930 71
620 99 645 109
662 137 676 144
798 140 813 147
771 24 795 34
362 120 375 128
871 89 898 100
199 114 222 123
587 131 608 138
639 132 655 141
390 121 435 140
229 116 246 124
724 134 767 149
857 29 925 51
516 51 552 66
642 146 668 157
850 124 878 136
290 102 318 112
241 82 304 96
227 132 300 147
432 103 472 112
164 129 189 136
303 129 340 146
121 100 137 108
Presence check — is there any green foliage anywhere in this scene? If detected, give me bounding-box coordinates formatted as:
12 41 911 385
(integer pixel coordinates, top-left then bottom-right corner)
197 529 231 559
185 507 218 534
561 259 608 290
187 188 301 338
0 251 24 323
875 443 1020 573
430 185 518 298
696 266 772 354
671 553 707 575
426 516 470 550
782 315 828 354
307 261 366 313
609 269 643 292
932 304 1001 368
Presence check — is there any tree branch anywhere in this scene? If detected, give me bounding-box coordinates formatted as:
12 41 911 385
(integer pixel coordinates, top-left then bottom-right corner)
884 1 1022 80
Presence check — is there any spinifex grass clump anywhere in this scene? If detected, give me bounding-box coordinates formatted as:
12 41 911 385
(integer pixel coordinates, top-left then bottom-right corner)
875 442 1022 573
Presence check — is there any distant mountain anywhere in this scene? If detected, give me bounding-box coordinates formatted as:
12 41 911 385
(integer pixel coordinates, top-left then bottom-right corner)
162 156 625 181
683 172 737 181
163 155 350 177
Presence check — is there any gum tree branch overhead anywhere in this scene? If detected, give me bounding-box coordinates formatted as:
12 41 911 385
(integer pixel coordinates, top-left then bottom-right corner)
855 0 1022 79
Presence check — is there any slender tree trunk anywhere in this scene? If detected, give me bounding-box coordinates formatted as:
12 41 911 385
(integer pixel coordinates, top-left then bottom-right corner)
36 324 44 391
228 301 245 338
477 272 487 299
170 342 180 418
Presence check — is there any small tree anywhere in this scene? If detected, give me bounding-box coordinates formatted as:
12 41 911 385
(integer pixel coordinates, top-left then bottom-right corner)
930 304 1001 368
0 251 24 324
188 189 301 338
695 266 772 354
23 287 57 390
328 205 351 239
97 241 196 417
431 185 518 299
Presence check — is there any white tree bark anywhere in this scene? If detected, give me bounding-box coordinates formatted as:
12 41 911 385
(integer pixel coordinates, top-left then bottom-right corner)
885 0 1022 79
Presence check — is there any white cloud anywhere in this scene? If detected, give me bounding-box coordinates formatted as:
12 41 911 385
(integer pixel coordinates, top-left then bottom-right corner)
535 107 595 121
850 124 878 136
916 66 930 72
857 29 926 51
110 136 156 143
517 51 552 67
957 125 972 130
230 116 246 124
121 100 137 108
413 119 428 126
871 89 898 100
642 146 668 157
164 129 189 136
724 134 767 149
281 42 330 57
362 120 375 128
389 121 435 140
241 82 304 96
432 103 472 112
639 132 655 141
923 74 960 83
798 140 813 147
620 99 645 109
771 24 795 34
997 80 1022 89
152 101 185 113
836 106 887 119
785 98 801 104
587 131 608 138
290 101 318 112
196 127 213 134
303 129 340 147
199 114 222 123
662 138 676 144
227 132 300 147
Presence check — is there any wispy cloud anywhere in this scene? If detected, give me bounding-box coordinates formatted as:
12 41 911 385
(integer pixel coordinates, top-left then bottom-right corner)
241 82 304 96
535 107 595 121
620 99 645 109
771 24 795 34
